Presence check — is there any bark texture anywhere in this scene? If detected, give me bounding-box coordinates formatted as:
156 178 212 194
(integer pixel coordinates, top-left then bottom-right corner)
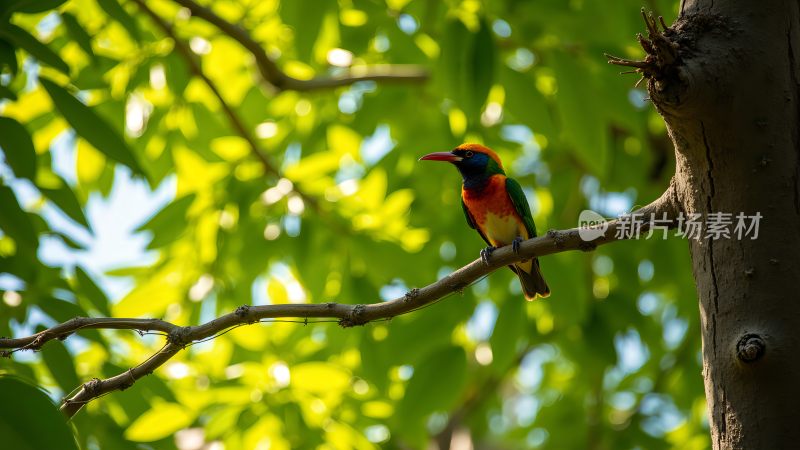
657 1 800 448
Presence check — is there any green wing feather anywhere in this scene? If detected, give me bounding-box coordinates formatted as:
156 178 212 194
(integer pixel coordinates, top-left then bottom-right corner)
461 199 492 247
505 177 537 238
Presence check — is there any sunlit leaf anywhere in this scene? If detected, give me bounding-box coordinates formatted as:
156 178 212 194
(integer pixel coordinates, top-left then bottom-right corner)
135 193 195 249
267 278 288 304
39 77 144 176
95 0 140 40
0 23 69 74
40 178 92 231
124 403 194 442
291 362 350 394
60 12 95 59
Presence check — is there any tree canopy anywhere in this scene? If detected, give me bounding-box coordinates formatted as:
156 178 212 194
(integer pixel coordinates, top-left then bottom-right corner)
0 0 708 448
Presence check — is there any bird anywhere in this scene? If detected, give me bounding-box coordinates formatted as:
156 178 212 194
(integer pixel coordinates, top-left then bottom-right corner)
420 143 550 300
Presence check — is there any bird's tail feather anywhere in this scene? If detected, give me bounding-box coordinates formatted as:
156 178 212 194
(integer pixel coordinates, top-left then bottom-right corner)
515 259 550 301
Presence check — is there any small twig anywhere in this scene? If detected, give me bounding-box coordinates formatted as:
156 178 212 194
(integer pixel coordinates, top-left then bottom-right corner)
170 0 428 91
130 0 320 211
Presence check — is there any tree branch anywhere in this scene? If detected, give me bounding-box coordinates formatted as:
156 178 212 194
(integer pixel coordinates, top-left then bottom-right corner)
169 0 429 91
130 0 319 211
0 185 679 418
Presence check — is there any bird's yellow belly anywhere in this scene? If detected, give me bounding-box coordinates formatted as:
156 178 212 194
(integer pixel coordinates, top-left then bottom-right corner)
479 212 528 247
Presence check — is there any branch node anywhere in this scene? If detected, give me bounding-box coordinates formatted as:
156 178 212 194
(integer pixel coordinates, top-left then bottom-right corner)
736 334 766 363
339 304 367 328
167 327 193 347
120 369 136 390
547 229 566 249
235 305 255 323
84 377 102 395
450 282 468 294
234 304 250 317
404 288 420 303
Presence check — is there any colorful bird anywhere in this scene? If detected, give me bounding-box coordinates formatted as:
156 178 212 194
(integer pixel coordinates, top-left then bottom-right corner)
420 143 550 300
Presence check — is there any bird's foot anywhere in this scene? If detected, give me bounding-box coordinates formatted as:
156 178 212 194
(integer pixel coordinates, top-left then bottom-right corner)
480 246 496 266
512 237 524 254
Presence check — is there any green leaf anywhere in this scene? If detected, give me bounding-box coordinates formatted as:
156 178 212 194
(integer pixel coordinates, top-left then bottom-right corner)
0 39 18 75
550 52 609 176
0 23 69 74
39 77 144 176
40 341 80 394
38 298 103 343
95 0 140 40
490 298 526 374
50 231 86 250
135 193 195 249
60 12 95 59
397 346 467 420
124 403 194 442
280 0 333 61
0 376 79 450
0 84 17 100
0 116 37 180
0 183 38 252
1 0 67 15
465 19 495 118
291 362 351 394
75 267 110 315
439 19 470 107
40 179 91 231
500 66 556 137
163 51 190 95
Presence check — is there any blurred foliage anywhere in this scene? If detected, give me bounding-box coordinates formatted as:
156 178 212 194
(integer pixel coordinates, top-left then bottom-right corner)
0 0 708 449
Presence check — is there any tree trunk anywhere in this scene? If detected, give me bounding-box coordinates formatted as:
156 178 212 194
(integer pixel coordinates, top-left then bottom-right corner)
654 0 800 448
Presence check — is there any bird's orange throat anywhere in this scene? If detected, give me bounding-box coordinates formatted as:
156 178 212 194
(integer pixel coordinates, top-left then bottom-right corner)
462 175 530 247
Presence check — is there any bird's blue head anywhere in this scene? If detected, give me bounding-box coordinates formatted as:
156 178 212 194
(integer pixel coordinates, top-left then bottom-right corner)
419 144 505 186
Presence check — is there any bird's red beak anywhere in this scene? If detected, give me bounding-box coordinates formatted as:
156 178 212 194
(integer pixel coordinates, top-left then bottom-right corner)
419 152 462 162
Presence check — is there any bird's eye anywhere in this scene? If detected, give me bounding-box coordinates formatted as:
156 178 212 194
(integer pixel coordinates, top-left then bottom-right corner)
465 151 474 158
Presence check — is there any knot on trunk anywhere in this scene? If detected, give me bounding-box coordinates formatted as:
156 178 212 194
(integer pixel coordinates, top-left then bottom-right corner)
736 334 766 363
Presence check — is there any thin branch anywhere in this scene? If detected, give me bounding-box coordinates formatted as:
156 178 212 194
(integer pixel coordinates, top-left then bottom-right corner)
170 0 428 91
130 0 318 211
0 185 679 418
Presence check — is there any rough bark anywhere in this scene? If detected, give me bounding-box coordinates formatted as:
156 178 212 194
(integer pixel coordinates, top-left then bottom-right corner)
655 1 800 448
